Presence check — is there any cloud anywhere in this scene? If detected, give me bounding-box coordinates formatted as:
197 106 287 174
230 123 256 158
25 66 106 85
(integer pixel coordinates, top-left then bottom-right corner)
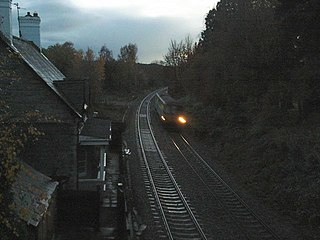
69 0 214 18
53 15 193 63
13 0 218 63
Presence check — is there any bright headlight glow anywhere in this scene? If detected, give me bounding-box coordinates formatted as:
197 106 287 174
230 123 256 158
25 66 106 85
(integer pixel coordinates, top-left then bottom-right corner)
161 116 166 121
178 116 187 124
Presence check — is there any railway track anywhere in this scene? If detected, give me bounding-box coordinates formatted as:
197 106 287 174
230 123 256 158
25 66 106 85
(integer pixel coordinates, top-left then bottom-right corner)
136 91 208 240
167 133 282 240
135 90 283 239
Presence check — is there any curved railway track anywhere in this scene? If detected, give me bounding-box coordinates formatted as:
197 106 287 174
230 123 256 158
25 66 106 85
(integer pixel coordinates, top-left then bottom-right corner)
135 89 283 239
168 133 282 240
136 91 208 240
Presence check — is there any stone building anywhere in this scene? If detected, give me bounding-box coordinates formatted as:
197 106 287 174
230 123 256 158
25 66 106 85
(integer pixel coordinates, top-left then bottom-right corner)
0 1 119 237
0 33 86 189
0 0 89 189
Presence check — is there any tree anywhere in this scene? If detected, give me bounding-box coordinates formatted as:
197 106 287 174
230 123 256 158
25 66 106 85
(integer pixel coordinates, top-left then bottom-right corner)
164 36 194 67
68 49 85 80
164 35 195 96
199 8 215 50
117 43 139 91
99 45 114 63
44 42 109 105
42 42 78 78
80 48 105 105
276 0 320 116
118 43 138 63
182 0 283 107
99 45 116 90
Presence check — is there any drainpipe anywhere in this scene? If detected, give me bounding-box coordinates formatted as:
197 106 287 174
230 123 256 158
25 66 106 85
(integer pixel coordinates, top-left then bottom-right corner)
76 119 84 191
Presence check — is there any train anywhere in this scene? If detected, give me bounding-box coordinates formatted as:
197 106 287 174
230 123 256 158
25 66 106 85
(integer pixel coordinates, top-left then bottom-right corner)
154 90 188 129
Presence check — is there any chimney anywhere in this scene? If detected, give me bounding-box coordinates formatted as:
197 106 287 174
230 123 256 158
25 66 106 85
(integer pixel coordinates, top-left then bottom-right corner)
19 11 41 49
0 0 12 43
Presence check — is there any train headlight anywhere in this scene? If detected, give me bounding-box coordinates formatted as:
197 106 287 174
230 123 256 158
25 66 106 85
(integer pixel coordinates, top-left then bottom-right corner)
178 116 187 124
161 116 166 121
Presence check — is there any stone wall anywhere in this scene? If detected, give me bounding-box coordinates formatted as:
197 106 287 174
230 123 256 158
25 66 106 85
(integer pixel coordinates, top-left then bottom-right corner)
0 40 77 122
54 79 89 113
21 122 78 188
0 39 80 189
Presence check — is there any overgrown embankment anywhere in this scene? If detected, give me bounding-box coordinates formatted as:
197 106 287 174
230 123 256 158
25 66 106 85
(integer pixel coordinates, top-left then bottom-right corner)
187 102 320 239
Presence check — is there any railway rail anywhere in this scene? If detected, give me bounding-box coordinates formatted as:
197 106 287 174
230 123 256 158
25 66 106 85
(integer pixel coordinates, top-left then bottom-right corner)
136 91 208 240
135 89 283 239
168 133 282 240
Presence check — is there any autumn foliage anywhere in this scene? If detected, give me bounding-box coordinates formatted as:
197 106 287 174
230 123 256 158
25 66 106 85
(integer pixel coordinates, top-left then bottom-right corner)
0 102 43 239
165 0 320 237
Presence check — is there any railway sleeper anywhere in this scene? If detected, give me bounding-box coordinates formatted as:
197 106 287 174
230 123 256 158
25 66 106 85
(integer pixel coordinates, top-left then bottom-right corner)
158 192 180 197
160 199 182 204
233 211 253 218
162 205 186 211
157 190 179 195
153 177 172 183
166 214 193 221
244 221 268 229
167 209 188 214
172 232 202 239
228 206 249 213
156 187 176 191
221 193 239 200
166 216 196 222
172 237 202 240
159 195 181 201
162 203 185 209
162 202 184 207
170 225 198 231
170 226 200 232
155 183 175 188
255 231 276 238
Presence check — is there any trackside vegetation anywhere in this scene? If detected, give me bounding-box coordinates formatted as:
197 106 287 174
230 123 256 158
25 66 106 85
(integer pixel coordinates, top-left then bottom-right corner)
41 0 320 238
164 1 320 238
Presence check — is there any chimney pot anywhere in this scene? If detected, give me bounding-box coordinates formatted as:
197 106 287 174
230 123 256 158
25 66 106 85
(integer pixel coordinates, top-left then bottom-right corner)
19 9 41 49
0 0 12 43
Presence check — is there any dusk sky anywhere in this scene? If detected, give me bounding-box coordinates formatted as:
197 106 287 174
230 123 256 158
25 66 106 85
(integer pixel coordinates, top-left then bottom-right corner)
11 1 218 63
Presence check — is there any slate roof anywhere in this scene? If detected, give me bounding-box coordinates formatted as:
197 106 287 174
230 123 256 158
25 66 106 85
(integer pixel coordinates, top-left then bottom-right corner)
10 36 82 118
12 162 59 227
79 118 112 145
12 37 65 82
